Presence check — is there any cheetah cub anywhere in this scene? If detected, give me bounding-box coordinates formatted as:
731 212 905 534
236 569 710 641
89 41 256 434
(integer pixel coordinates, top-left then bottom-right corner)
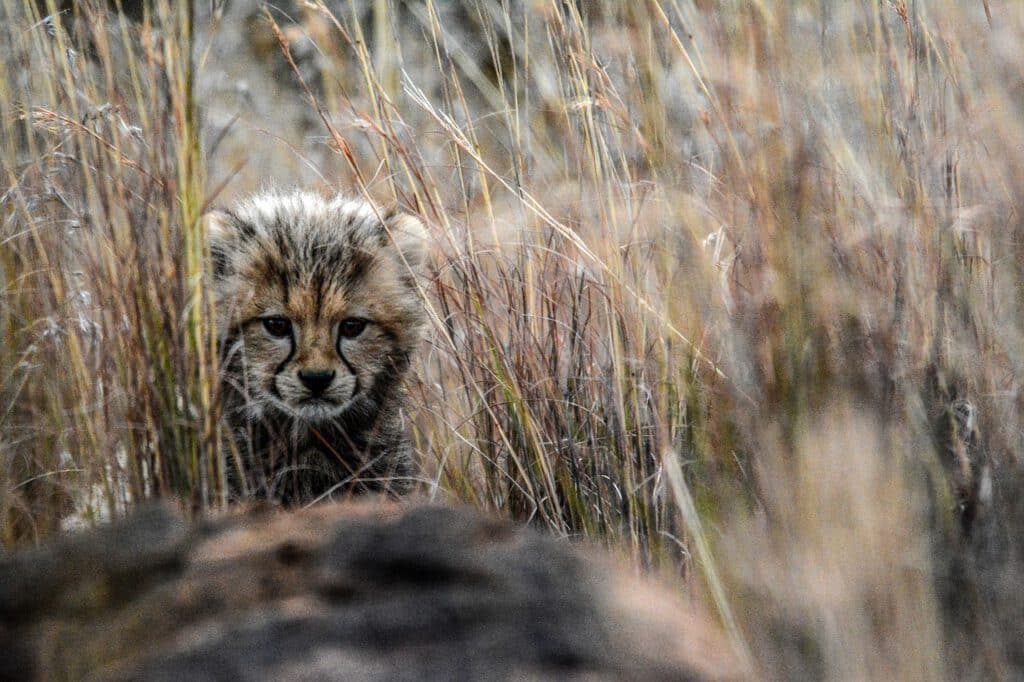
206 192 427 504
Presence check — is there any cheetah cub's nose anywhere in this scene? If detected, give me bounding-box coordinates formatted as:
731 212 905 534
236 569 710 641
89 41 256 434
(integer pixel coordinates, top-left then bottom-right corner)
298 369 336 396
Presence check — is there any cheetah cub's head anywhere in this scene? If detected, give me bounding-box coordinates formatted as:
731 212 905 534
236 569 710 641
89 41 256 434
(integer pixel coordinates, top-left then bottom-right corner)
207 192 427 425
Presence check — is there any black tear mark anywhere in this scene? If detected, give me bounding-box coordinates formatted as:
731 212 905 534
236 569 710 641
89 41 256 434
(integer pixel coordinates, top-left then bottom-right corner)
335 338 362 399
270 329 296 399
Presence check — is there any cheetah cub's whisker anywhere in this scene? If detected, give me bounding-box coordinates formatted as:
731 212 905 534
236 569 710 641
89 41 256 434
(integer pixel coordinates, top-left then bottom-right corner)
206 191 427 505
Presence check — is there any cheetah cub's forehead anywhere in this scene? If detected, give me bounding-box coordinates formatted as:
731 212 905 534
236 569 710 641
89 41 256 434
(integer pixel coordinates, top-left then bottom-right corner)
205 191 427 276
205 192 427 325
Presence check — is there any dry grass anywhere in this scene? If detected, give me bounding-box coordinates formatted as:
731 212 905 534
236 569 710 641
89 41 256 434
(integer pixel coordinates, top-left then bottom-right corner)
3 0 1024 677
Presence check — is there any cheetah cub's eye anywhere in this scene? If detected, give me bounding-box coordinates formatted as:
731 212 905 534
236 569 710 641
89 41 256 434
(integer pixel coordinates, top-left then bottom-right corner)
262 317 293 338
338 318 368 339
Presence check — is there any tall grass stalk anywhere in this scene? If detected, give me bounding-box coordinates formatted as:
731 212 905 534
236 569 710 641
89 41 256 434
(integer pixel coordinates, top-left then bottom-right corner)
1 0 220 536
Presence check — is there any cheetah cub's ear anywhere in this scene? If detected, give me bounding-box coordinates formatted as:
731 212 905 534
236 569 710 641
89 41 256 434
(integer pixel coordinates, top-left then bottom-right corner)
202 210 240 279
382 210 428 272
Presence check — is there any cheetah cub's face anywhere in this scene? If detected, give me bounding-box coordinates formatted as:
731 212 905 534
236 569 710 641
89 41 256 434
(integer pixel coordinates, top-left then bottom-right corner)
207 193 427 425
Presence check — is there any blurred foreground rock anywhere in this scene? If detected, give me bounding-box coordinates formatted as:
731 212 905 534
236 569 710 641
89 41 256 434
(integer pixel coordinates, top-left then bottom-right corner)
0 503 741 681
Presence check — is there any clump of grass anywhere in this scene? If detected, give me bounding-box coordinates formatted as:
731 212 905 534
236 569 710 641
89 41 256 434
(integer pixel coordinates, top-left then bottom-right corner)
1 0 221 539
4 0 1024 677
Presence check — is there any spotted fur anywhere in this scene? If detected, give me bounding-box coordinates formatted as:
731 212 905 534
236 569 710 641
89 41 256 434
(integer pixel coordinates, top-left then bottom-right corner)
207 191 427 504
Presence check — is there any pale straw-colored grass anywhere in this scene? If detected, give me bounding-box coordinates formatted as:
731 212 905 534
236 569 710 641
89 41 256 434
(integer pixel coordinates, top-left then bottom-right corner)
3 0 1024 676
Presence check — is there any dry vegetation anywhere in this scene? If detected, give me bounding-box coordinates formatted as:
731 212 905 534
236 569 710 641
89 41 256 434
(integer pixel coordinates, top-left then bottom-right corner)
2 0 1024 678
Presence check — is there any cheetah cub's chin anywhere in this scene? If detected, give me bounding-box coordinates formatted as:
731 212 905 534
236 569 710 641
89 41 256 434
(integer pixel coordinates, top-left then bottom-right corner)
207 191 428 505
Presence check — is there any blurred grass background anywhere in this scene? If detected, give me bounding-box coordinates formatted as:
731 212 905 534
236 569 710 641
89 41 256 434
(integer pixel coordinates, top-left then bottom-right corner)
3 0 1024 677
